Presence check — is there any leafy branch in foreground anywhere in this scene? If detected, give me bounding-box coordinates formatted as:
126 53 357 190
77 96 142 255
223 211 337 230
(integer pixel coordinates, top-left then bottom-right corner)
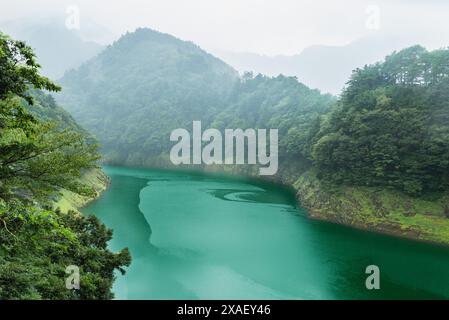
0 202 131 299
0 33 60 104
0 31 100 202
0 31 131 300
0 97 100 201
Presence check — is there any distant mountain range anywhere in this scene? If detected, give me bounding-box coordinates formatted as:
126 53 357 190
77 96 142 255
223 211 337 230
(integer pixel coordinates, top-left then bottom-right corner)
0 17 424 95
0 17 111 79
214 35 418 94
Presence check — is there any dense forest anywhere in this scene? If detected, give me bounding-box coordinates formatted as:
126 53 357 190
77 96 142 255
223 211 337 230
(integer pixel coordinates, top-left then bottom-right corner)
58 28 239 165
312 45 449 195
3 26 449 298
0 33 130 299
58 28 449 243
59 29 449 198
58 28 336 168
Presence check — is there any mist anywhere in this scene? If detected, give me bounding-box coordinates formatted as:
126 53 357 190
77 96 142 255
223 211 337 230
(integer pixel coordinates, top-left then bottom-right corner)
1 0 448 55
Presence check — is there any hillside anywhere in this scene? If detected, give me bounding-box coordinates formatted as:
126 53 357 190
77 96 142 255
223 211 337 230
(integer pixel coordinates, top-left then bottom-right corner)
26 90 86 132
24 90 109 212
293 45 449 244
226 46 449 246
58 28 239 165
57 28 449 245
58 28 334 168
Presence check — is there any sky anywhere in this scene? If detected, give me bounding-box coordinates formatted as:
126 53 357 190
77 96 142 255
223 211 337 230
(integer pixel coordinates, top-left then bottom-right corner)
1 0 449 55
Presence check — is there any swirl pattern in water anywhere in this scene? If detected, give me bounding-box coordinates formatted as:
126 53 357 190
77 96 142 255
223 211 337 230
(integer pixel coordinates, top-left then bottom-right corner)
82 166 449 299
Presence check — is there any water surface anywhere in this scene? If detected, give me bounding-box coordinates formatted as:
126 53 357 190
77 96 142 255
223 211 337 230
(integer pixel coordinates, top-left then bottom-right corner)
83 166 449 299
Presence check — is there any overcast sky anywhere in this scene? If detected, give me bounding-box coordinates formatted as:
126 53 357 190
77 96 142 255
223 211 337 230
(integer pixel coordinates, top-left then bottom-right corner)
1 0 448 55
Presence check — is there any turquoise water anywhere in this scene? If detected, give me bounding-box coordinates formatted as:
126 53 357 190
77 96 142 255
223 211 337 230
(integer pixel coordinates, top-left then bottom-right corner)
82 166 449 299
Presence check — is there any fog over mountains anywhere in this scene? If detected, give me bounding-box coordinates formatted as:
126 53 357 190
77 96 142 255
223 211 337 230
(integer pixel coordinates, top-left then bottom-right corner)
0 17 114 79
1 15 438 95
57 28 241 166
214 34 422 94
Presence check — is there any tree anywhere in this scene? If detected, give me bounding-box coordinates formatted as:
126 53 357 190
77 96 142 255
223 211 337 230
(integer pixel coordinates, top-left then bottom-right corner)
0 33 60 104
0 202 131 299
312 46 449 195
0 32 99 202
0 32 131 300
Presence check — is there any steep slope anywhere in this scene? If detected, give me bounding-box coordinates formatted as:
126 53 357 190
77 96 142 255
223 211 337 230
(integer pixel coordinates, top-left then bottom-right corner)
25 90 108 212
294 46 449 245
210 74 334 175
0 32 129 300
58 28 239 166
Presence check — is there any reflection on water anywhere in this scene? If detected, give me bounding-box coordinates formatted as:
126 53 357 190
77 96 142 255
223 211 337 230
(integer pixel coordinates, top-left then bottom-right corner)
82 166 449 300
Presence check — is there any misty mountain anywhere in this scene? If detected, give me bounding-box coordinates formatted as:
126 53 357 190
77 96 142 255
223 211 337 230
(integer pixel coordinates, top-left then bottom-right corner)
57 28 334 168
57 28 239 165
215 35 417 94
0 18 104 79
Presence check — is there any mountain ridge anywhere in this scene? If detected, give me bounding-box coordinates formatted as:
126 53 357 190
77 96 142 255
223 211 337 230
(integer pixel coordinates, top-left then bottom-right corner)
58 27 240 165
214 34 420 94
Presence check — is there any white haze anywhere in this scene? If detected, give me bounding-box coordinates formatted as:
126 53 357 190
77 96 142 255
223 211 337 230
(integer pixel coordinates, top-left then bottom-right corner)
1 0 448 93
1 0 448 55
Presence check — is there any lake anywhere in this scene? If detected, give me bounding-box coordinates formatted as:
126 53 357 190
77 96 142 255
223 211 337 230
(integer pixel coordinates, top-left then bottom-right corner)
82 166 449 299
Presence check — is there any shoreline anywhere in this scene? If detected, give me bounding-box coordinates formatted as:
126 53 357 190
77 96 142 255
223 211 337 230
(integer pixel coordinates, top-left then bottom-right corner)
306 207 449 249
56 168 110 214
95 163 449 247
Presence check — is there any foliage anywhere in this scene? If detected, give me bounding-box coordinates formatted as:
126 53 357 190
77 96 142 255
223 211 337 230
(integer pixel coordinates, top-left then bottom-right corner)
59 30 335 167
312 46 449 195
0 31 130 300
0 32 100 202
0 33 60 104
213 73 334 161
0 202 130 299
59 28 239 164
0 94 100 203
58 28 449 198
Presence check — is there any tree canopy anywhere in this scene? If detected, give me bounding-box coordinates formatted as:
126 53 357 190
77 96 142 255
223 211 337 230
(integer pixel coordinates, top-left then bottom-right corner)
0 33 100 202
312 46 449 195
0 32 130 299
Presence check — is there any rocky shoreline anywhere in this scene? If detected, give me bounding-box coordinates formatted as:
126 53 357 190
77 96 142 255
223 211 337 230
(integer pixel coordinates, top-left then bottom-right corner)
96 159 449 247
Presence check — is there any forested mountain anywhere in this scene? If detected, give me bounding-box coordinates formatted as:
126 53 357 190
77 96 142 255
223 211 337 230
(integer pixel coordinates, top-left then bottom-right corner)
313 45 449 195
213 73 334 162
0 32 130 299
58 28 239 165
57 27 449 244
58 28 335 167
58 27 449 198
291 45 449 245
